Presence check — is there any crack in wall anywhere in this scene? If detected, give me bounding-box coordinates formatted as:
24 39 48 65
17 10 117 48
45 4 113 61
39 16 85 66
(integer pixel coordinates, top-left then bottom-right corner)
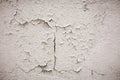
53 32 56 70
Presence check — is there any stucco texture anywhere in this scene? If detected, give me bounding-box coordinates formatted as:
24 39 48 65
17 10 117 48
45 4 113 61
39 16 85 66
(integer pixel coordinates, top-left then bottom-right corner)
0 0 120 80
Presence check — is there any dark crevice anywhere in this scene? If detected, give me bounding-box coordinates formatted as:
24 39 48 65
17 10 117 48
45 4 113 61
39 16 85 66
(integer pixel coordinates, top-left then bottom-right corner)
53 33 56 70
53 33 56 53
91 70 94 80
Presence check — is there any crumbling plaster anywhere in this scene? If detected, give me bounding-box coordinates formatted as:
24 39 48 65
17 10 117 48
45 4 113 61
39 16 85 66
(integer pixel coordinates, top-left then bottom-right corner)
0 0 120 80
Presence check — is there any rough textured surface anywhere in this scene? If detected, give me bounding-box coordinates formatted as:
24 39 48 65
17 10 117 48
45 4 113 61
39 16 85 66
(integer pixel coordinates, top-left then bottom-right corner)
0 0 120 80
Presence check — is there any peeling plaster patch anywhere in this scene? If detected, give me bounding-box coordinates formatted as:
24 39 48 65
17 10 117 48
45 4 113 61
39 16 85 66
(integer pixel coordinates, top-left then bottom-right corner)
55 23 97 71
14 19 55 73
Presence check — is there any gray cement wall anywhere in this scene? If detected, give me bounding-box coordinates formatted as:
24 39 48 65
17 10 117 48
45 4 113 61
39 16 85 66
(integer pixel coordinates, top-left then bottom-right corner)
0 0 120 80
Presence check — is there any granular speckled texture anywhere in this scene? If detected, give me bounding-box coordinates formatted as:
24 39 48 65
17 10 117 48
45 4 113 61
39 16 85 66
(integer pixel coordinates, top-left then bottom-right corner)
0 0 120 80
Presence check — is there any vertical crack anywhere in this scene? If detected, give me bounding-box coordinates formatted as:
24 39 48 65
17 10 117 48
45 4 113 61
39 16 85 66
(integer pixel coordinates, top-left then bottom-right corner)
91 70 94 80
53 32 56 70
53 33 56 53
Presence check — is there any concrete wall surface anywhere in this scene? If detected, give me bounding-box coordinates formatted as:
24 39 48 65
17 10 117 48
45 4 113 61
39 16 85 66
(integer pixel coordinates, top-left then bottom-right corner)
0 0 120 80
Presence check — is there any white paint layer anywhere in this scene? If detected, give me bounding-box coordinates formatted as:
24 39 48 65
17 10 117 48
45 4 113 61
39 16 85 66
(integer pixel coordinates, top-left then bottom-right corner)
0 0 120 80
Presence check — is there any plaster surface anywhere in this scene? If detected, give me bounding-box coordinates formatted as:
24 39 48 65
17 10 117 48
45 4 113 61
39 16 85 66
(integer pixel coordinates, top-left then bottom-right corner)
0 0 120 80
